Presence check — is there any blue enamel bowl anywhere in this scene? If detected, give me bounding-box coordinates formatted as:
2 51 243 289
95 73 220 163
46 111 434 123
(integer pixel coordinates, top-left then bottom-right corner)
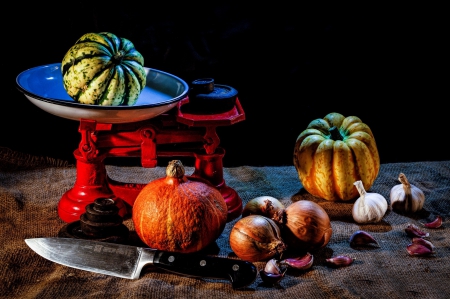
16 63 189 124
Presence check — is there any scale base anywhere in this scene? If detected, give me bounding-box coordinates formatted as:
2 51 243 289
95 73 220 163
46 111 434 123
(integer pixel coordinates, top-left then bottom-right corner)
58 150 243 223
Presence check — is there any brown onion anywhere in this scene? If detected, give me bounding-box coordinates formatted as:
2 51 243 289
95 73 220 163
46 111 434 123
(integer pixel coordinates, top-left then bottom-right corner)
280 200 332 252
229 215 287 262
242 196 285 220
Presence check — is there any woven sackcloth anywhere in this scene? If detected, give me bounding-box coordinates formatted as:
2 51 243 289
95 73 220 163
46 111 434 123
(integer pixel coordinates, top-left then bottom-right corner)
1 148 449 299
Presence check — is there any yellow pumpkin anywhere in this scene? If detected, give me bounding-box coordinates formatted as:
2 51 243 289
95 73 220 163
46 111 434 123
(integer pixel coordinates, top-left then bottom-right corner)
293 112 380 201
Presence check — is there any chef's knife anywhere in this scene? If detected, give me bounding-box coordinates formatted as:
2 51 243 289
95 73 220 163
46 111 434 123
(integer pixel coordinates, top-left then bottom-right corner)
25 238 257 289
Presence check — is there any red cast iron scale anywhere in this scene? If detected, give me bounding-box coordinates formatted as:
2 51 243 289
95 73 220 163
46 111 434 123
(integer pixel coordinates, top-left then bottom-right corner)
57 79 245 223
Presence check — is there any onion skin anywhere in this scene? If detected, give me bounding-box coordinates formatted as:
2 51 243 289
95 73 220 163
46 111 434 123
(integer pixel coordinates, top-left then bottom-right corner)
229 215 287 262
280 200 332 252
242 196 285 220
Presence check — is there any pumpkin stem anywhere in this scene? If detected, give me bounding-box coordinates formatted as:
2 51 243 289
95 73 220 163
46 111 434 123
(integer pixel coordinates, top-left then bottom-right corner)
112 51 124 64
329 126 343 141
166 160 185 178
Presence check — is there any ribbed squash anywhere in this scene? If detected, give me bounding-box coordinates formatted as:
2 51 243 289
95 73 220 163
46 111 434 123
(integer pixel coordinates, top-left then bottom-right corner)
61 32 147 106
293 112 380 201
132 160 228 253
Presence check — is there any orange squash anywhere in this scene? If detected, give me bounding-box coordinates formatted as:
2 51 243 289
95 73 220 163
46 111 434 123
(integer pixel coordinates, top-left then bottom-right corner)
132 160 228 253
293 112 380 201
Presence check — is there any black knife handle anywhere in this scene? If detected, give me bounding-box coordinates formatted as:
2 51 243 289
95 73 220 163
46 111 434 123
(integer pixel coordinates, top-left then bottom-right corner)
153 251 257 289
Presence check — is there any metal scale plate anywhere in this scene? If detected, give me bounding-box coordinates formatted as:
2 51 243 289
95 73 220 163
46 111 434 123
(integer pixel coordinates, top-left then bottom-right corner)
16 63 189 123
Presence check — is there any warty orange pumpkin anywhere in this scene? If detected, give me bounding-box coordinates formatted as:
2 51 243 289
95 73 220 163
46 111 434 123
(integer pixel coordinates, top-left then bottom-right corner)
132 160 228 253
293 112 380 201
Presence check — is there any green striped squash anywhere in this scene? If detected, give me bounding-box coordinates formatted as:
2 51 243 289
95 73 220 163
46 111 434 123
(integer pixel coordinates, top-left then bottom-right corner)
61 32 147 106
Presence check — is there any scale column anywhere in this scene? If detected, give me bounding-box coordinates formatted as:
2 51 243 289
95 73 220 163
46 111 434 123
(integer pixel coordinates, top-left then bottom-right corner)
193 148 242 221
57 120 128 223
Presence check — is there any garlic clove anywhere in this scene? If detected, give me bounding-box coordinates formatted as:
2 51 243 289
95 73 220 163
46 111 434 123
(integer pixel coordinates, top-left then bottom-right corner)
259 271 285 285
405 223 429 238
412 237 435 252
422 215 443 229
260 258 286 285
349 230 379 247
325 255 355 267
280 252 314 270
264 258 282 274
406 243 434 256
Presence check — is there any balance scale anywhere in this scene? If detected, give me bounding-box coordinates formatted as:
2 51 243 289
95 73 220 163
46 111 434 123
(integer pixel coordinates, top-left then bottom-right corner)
16 63 245 224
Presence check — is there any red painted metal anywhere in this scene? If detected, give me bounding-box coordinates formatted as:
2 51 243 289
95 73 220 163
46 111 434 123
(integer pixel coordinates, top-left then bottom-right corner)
57 97 245 223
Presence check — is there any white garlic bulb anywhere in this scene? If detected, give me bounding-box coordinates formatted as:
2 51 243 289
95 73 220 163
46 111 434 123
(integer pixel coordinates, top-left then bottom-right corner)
352 180 387 223
390 173 425 213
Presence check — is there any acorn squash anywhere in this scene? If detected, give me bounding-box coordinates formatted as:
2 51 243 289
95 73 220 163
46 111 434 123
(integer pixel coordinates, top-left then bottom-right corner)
293 112 380 201
61 32 146 106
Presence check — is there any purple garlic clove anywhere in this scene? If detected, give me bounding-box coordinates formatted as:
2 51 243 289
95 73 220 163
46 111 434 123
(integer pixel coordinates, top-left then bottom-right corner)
405 223 429 238
422 215 442 229
260 259 286 285
406 243 434 256
349 230 379 247
412 237 435 252
280 252 314 270
259 271 285 285
264 258 282 274
325 255 355 267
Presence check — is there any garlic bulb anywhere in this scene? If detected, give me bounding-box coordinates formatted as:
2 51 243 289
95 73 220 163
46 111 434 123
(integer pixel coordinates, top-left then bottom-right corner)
390 173 425 213
352 180 387 223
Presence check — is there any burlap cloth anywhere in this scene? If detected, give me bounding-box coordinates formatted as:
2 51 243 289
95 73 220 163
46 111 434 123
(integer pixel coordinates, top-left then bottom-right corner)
1 147 449 299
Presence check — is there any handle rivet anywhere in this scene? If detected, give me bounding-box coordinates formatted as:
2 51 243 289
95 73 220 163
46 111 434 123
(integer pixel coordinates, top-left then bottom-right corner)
232 264 240 271
200 260 207 266
168 256 175 262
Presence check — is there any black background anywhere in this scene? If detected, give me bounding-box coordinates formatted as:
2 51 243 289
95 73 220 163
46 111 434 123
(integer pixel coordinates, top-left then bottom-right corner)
4 2 447 167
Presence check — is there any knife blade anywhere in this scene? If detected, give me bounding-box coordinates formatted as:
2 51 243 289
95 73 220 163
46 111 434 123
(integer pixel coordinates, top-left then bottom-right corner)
25 237 257 289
